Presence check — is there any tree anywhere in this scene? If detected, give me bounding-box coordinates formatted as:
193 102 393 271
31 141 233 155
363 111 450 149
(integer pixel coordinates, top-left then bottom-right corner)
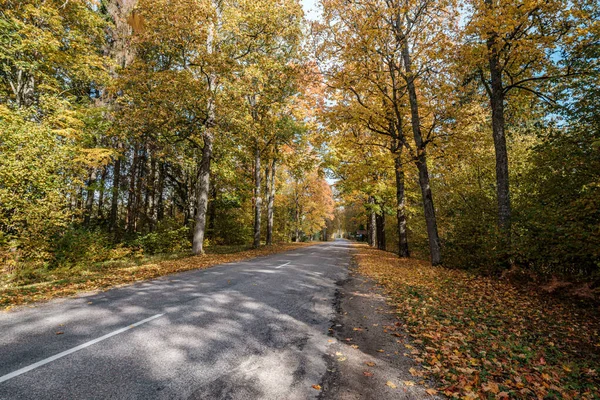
0 0 111 262
314 0 456 264
461 0 580 251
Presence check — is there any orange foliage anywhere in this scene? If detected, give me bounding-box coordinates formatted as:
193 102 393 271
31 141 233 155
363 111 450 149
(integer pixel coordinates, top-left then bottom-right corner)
353 244 600 399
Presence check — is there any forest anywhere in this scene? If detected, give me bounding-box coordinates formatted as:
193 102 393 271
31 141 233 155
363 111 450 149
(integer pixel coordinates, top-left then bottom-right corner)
0 0 599 286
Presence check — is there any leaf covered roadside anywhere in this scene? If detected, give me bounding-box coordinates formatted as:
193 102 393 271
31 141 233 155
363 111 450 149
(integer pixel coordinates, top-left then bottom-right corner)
1 243 313 310
353 245 600 399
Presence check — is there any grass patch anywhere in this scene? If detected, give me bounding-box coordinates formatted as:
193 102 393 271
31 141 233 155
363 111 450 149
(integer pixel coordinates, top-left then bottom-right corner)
352 244 600 399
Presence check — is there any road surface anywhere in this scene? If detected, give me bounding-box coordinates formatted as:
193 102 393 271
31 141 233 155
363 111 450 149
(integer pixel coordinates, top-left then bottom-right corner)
0 241 351 399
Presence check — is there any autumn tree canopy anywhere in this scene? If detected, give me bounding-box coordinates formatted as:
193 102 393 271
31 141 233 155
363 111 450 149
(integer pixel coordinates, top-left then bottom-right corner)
0 0 598 278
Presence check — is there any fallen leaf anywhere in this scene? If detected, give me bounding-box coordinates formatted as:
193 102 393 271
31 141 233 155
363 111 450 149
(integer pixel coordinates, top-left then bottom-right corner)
55 331 64 335
365 361 376 367
363 371 373 377
386 381 397 389
403 380 415 386
312 384 321 391
425 388 437 395
482 382 499 394
352 245 600 400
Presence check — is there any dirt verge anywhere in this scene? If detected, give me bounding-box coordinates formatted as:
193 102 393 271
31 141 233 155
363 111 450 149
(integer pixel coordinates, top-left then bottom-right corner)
319 262 439 399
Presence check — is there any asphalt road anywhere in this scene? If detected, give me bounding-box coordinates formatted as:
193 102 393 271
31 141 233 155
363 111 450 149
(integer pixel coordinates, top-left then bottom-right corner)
0 240 351 400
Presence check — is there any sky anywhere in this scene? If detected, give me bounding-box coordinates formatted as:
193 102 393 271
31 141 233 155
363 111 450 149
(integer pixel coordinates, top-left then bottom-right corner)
300 0 321 20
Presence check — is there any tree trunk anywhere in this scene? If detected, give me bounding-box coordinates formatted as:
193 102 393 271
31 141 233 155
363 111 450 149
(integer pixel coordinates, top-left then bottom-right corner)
192 5 219 255
109 154 121 233
134 148 146 233
402 42 441 265
367 196 377 248
84 169 97 226
488 48 511 242
376 211 386 250
193 132 214 255
416 159 441 264
126 145 139 234
156 162 165 222
394 151 410 257
147 152 156 232
10 70 35 108
266 158 276 245
294 195 300 242
97 166 108 221
253 144 262 248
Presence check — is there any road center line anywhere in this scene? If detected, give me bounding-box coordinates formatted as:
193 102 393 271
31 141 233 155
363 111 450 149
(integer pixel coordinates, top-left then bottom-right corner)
0 313 165 384
275 262 291 269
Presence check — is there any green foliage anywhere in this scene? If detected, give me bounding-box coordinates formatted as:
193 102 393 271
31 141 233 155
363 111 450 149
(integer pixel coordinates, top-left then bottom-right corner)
514 126 600 276
212 196 253 245
0 108 81 263
51 228 126 269
0 0 111 268
134 224 191 255
436 121 600 277
0 0 109 107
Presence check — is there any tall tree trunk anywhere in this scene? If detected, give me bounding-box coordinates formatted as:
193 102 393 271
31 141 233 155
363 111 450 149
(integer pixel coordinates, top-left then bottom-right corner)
266 158 276 245
97 166 108 221
192 132 214 255
109 154 121 233
126 145 138 234
105 0 137 70
402 43 441 265
294 194 300 242
156 162 165 222
265 163 272 243
367 196 377 248
193 4 219 255
253 144 262 248
146 151 156 232
487 41 511 246
376 211 386 250
394 151 410 257
84 169 97 226
134 148 146 233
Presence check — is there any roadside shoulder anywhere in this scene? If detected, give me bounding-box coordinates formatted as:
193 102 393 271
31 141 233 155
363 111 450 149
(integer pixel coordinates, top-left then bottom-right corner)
319 261 439 399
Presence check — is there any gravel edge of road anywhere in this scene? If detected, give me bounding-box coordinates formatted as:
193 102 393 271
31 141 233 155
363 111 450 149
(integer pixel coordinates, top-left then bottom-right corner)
318 259 442 400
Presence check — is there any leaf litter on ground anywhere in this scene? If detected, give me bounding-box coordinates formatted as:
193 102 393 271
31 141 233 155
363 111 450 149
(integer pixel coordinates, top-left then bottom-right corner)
353 244 600 399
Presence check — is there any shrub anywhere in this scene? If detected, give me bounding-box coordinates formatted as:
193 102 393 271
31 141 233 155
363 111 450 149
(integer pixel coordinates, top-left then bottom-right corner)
50 228 116 268
134 226 190 255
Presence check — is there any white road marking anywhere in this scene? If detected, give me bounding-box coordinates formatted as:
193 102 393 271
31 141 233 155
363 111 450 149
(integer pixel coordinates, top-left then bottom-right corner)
0 313 165 384
275 262 291 269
